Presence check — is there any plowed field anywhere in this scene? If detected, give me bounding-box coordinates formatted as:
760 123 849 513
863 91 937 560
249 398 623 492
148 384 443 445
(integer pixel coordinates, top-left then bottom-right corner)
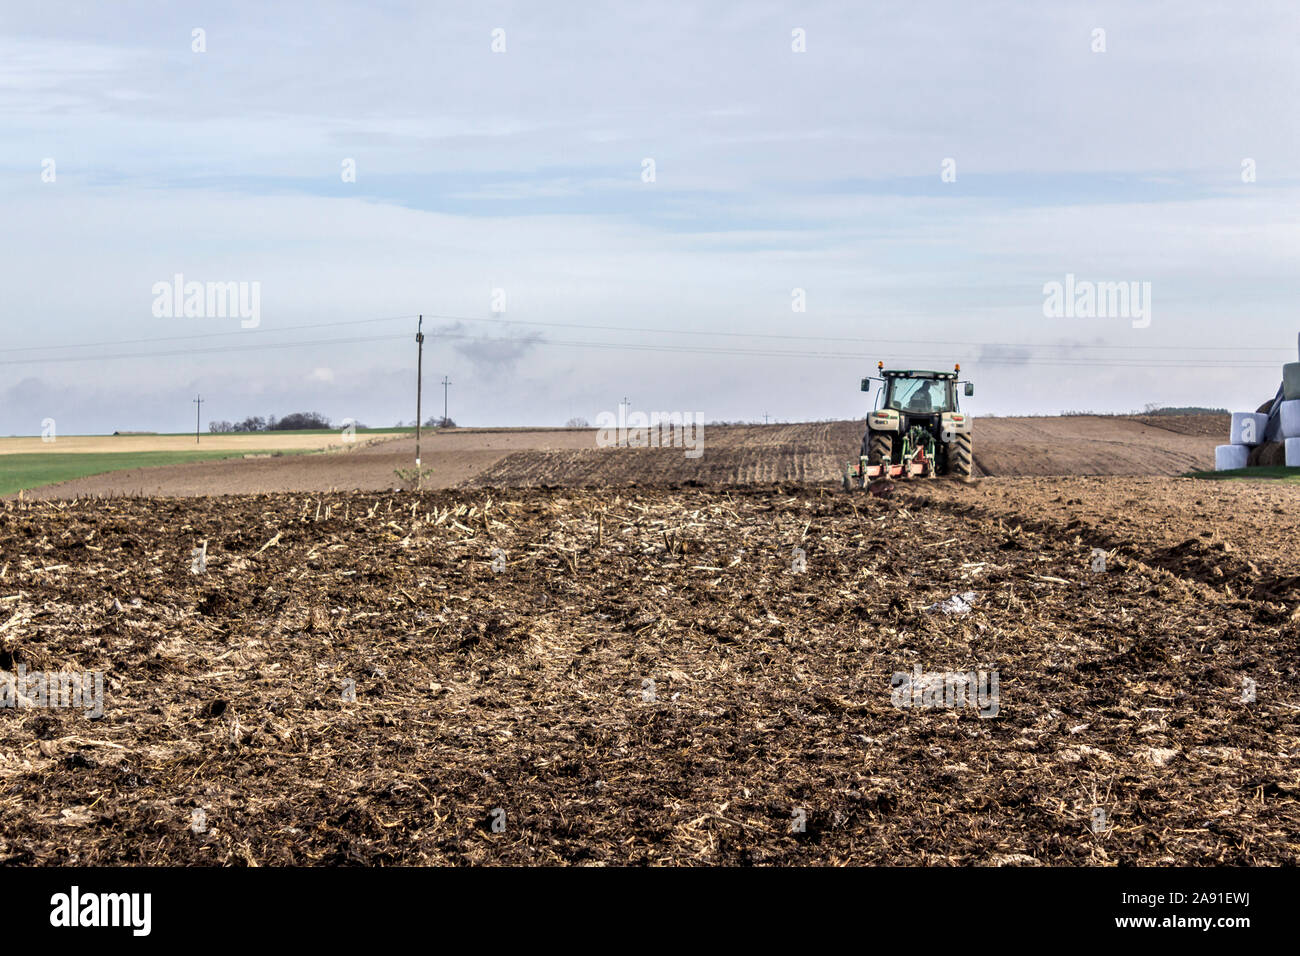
1 474 1295 865
9 415 1224 500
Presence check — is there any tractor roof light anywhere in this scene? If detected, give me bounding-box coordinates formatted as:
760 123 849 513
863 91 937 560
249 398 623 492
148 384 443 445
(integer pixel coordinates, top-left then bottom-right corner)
877 361 883 371
954 363 960 373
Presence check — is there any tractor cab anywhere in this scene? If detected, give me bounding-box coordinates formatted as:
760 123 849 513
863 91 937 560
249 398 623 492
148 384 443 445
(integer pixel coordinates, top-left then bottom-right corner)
877 370 961 418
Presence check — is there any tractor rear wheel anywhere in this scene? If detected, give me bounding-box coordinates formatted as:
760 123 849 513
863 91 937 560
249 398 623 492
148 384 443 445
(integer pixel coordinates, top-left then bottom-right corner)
867 433 893 466
949 433 973 478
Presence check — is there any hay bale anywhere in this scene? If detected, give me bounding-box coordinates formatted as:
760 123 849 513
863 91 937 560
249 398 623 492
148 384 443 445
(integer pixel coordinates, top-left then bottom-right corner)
1215 445 1249 470
1250 441 1286 466
1284 363 1300 401
1287 438 1300 467
1280 400 1300 439
1230 412 1269 445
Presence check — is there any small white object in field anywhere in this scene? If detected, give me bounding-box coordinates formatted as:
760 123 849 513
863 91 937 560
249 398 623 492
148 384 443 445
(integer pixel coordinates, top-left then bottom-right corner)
924 591 979 616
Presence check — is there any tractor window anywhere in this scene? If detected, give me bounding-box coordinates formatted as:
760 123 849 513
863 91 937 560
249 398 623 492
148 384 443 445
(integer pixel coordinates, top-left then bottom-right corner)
886 378 952 413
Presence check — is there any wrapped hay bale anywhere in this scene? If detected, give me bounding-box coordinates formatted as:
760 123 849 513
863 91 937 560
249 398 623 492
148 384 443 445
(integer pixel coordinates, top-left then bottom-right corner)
1279 399 1300 439
1215 444 1249 470
1284 362 1300 401
1288 438 1300 467
1230 412 1269 445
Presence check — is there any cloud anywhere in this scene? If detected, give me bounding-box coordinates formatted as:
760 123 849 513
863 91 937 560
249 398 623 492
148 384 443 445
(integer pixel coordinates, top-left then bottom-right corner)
976 345 1035 367
435 322 545 375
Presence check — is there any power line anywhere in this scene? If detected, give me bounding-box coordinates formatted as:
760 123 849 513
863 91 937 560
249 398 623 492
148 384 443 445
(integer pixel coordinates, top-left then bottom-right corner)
0 317 1288 370
0 333 410 367
432 314 1298 354
0 313 419 356
419 329 1282 368
0 309 1292 358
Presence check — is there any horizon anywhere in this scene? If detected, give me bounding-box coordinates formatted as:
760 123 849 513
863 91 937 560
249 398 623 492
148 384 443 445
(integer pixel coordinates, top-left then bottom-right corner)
2 403 1236 439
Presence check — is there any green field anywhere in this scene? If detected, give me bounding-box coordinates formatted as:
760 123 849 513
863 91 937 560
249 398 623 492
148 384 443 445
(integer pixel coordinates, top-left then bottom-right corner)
0 428 415 496
1186 466 1300 482
0 450 299 497
147 427 415 437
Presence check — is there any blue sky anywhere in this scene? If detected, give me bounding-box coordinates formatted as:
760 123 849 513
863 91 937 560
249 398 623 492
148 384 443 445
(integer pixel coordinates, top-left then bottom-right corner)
1 1 1298 434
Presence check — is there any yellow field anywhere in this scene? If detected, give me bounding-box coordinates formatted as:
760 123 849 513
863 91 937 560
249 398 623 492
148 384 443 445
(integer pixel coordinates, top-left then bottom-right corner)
0 432 385 456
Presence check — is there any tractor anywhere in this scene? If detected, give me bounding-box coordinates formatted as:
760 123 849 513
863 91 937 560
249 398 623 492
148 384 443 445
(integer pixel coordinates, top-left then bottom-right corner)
844 363 975 489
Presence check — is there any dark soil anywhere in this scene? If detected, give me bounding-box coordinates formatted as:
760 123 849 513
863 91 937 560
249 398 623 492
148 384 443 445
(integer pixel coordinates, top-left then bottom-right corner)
0 479 1295 865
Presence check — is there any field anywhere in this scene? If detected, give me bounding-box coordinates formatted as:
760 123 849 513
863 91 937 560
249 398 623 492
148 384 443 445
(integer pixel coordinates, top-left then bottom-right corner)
0 430 408 456
0 431 410 498
1193 466 1300 483
7 414 1225 500
0 451 271 499
0 410 1296 865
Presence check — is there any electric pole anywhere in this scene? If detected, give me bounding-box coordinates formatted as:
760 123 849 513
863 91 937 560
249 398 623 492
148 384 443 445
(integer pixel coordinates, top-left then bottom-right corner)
415 315 424 467
193 395 204 444
441 376 452 426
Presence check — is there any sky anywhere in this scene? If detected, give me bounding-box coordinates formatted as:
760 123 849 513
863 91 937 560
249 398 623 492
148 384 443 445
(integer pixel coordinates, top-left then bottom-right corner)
1 0 1298 435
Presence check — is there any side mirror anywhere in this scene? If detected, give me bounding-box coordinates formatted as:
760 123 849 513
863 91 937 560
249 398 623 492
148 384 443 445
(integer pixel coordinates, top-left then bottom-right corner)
861 378 872 392
964 383 974 397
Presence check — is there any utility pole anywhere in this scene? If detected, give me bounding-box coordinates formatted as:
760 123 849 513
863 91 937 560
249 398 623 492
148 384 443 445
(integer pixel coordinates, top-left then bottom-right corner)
441 376 452 426
414 315 424 467
193 395 204 444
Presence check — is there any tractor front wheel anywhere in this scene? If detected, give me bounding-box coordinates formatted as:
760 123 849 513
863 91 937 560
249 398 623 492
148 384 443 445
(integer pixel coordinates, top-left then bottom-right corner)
949 432 973 478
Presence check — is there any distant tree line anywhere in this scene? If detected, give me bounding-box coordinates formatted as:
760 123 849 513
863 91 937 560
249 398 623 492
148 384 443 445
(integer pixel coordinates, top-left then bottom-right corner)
209 411 341 433
1140 405 1228 416
405 416 454 428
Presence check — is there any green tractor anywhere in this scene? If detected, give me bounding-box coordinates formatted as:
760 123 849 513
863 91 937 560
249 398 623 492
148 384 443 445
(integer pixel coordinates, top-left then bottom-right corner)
844 364 975 489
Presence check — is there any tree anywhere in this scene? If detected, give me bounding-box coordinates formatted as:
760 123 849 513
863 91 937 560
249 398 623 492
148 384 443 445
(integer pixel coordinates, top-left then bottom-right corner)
566 417 590 428
272 411 332 430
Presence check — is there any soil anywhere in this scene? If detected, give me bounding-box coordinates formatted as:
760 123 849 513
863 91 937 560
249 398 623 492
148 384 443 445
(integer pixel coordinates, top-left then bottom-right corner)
465 417 1219 486
14 429 597 500
1131 414 1230 438
12 417 1221 501
1 476 1295 865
